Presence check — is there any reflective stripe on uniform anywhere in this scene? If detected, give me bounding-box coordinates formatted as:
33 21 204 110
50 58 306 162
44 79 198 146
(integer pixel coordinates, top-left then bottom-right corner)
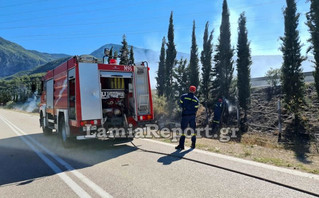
195 105 199 108
180 100 183 103
213 120 219 124
184 97 198 103
192 134 197 136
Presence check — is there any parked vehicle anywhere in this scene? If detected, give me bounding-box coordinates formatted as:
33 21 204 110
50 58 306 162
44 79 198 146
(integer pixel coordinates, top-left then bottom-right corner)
39 54 153 147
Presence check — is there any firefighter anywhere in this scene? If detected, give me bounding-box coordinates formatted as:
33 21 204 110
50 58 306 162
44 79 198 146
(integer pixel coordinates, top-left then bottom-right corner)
212 98 223 132
175 85 199 150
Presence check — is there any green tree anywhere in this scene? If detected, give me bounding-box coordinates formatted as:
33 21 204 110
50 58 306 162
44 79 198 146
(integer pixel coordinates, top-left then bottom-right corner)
280 0 305 123
114 51 118 59
265 67 281 101
236 12 252 113
189 20 200 88
173 58 189 97
156 37 166 97
200 22 214 103
165 11 177 98
108 46 113 63
129 46 135 65
266 67 281 88
212 0 234 99
200 22 214 124
119 35 129 65
306 0 319 99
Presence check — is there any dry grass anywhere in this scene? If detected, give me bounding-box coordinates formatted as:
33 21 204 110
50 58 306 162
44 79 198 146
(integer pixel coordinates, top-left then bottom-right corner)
157 132 319 175
240 132 282 149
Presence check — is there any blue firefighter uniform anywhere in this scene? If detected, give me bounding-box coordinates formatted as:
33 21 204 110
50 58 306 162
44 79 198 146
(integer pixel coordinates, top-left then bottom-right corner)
212 100 223 131
176 92 199 149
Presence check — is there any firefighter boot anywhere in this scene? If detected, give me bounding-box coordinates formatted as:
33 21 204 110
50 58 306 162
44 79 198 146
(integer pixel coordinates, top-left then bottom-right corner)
191 135 196 149
175 135 185 150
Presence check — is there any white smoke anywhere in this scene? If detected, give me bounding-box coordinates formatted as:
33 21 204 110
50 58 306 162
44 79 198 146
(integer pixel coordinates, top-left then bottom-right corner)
14 92 40 113
224 98 237 113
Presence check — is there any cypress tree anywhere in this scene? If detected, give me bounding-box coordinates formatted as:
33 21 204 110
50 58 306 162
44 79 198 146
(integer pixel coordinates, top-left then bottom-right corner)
200 22 214 124
173 58 189 96
119 34 129 65
200 22 214 103
156 37 166 97
129 46 135 65
108 46 113 63
212 0 234 99
165 11 177 98
189 20 200 88
114 51 118 59
280 0 305 119
306 0 319 99
236 12 252 112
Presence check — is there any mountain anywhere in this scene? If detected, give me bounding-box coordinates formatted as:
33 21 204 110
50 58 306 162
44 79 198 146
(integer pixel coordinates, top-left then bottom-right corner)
90 43 190 86
1 57 72 80
0 37 69 77
29 57 72 75
91 43 190 63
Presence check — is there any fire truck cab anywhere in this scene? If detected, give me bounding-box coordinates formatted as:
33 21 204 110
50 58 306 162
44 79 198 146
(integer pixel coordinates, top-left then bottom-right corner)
39 55 153 147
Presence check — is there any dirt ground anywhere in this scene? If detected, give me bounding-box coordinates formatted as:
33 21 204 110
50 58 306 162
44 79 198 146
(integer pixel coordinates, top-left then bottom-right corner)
158 132 319 174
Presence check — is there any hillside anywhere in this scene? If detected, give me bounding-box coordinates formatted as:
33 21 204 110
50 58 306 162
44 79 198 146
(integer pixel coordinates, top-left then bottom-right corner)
1 57 72 80
29 57 72 75
0 37 69 77
248 84 319 136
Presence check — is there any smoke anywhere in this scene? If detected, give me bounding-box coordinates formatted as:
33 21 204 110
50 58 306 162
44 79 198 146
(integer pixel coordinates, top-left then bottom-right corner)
224 98 237 113
14 92 40 113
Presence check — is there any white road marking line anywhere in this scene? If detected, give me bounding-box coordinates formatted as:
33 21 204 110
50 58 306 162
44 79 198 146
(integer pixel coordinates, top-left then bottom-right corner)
143 139 319 181
0 115 112 198
0 116 91 198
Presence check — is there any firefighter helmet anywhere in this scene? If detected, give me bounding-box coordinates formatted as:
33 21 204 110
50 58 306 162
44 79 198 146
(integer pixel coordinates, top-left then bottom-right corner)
189 85 196 93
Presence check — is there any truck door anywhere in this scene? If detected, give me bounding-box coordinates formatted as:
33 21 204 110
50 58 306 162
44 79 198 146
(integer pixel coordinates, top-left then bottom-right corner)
134 66 152 121
78 63 102 121
46 79 54 110
68 68 76 120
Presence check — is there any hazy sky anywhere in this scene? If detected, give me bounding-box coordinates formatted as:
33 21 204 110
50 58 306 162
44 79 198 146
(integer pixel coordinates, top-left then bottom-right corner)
0 0 311 56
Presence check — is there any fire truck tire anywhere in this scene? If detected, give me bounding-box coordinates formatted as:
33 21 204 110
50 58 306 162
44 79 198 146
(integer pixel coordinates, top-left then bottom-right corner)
40 112 52 135
59 116 73 148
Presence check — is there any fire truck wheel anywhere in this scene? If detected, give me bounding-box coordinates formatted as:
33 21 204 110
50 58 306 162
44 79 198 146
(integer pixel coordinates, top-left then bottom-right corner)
59 116 73 148
40 112 52 135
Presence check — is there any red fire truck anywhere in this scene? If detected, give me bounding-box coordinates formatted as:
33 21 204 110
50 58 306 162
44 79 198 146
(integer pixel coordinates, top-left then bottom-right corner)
39 54 153 147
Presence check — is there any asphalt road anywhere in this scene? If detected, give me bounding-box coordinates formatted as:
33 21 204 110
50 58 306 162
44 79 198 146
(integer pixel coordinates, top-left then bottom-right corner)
0 109 319 198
